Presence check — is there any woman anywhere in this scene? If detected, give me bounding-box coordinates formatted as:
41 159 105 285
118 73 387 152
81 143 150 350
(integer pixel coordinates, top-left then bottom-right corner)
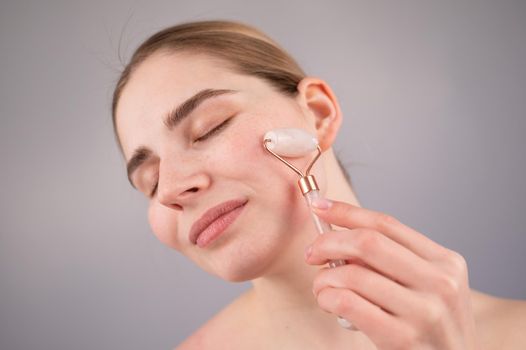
112 20 526 349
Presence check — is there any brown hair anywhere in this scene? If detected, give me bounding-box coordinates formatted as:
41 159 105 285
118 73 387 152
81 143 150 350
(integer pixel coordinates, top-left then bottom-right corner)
111 20 352 186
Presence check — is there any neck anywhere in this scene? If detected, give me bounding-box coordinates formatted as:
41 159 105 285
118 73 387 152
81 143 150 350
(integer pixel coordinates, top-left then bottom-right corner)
246 149 375 348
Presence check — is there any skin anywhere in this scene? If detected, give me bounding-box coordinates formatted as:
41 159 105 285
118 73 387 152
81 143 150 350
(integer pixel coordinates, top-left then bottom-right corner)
115 51 526 349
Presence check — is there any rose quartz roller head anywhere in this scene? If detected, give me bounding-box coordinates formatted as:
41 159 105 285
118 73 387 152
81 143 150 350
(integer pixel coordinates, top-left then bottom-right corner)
263 128 319 157
263 128 357 330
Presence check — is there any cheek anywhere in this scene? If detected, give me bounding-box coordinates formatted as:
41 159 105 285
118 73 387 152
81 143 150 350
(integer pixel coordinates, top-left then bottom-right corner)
204 122 270 182
226 117 312 221
147 202 181 250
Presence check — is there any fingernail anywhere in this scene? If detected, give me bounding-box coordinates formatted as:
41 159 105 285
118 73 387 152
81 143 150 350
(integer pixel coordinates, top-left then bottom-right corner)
312 287 317 297
311 198 333 210
304 244 313 260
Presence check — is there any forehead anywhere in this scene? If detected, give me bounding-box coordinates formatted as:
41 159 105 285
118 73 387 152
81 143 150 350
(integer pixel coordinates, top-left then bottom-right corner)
115 52 251 158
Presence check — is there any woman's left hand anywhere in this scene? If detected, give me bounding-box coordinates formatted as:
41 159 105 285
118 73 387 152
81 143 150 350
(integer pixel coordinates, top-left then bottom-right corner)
306 198 478 349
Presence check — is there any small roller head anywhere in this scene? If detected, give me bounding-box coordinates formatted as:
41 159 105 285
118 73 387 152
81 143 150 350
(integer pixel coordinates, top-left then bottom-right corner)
263 128 319 157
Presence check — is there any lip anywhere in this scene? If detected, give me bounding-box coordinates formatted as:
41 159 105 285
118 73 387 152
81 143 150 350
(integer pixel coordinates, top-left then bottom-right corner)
189 198 248 247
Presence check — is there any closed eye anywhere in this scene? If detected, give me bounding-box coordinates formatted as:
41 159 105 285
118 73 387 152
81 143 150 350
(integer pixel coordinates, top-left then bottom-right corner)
149 174 159 198
195 117 233 142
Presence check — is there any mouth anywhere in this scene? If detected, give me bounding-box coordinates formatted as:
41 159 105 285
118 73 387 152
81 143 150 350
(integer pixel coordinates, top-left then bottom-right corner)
189 198 248 248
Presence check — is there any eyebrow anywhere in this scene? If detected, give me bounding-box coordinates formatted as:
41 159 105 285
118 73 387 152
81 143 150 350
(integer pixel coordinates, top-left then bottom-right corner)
126 88 237 188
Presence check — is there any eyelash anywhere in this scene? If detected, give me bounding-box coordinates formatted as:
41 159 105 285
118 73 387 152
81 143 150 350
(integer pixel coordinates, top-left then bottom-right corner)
149 118 232 198
194 118 231 142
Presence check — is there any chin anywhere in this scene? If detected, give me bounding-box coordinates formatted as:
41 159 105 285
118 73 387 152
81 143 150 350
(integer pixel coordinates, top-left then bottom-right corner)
202 238 286 282
218 270 258 283
209 254 275 283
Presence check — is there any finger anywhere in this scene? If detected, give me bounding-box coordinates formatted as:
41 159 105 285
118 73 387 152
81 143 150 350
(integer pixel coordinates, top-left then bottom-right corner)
311 199 448 261
306 229 435 290
312 263 421 318
316 287 408 342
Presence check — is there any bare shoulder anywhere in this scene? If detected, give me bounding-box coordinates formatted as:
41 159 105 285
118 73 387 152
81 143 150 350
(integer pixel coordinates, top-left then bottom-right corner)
173 290 259 350
471 289 526 349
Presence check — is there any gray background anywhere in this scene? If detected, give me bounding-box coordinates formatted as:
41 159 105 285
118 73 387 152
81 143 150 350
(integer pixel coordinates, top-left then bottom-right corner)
1 0 525 349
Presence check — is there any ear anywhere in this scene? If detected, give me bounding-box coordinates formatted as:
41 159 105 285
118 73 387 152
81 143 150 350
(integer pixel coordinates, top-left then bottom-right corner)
295 77 342 151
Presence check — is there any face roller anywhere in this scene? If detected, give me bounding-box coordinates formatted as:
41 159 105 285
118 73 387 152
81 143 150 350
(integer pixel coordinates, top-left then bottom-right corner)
263 128 347 257
263 128 357 330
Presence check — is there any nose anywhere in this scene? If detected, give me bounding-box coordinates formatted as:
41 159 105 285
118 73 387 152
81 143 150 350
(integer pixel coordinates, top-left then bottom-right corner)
155 156 211 210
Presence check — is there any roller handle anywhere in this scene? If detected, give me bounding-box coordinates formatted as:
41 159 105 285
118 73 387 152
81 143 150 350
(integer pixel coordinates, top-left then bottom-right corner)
304 190 347 267
303 190 358 330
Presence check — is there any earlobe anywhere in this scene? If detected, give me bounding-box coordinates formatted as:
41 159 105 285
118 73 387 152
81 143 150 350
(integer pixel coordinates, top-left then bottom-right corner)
296 77 342 151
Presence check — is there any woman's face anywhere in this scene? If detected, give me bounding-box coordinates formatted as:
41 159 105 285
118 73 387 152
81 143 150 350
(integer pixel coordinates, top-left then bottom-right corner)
116 52 326 281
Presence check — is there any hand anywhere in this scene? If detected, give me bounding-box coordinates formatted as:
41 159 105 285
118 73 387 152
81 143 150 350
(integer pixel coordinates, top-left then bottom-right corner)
305 198 478 349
